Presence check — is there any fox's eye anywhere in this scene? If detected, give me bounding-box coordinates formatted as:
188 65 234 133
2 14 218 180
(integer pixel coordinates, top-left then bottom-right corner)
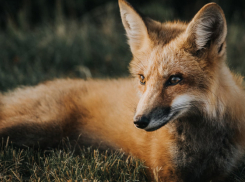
167 75 182 86
139 75 146 85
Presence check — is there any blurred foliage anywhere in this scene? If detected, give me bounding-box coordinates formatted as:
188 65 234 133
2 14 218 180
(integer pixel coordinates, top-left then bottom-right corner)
164 0 245 22
0 0 245 29
0 2 133 91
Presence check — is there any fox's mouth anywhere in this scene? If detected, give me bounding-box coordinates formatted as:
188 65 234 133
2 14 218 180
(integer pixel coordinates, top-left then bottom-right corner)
134 105 187 132
134 107 182 132
134 95 194 131
144 121 168 132
144 110 180 132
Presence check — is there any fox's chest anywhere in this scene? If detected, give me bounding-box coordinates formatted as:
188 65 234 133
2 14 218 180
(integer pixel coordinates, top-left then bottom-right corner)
171 119 239 182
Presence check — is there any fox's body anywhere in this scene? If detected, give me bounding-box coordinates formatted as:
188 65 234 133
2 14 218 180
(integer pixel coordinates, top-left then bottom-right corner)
0 79 138 151
1 0 245 181
0 78 176 181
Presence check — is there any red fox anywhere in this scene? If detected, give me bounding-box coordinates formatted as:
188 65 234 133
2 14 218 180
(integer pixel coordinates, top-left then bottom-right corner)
1 0 245 181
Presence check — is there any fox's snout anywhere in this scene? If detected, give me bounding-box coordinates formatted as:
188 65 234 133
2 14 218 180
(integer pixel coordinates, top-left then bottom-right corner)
134 93 196 131
134 107 171 131
134 115 150 129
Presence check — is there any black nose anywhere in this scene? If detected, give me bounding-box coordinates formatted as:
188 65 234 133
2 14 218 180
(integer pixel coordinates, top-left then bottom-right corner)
134 116 150 129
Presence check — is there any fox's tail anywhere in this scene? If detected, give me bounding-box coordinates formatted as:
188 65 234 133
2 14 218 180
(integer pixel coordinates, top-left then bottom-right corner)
0 114 83 150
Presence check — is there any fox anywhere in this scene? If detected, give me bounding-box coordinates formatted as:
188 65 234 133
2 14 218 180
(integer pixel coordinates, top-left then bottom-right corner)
1 0 245 181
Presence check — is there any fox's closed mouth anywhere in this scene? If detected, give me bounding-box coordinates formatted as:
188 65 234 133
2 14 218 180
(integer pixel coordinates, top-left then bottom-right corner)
143 110 181 132
145 122 167 132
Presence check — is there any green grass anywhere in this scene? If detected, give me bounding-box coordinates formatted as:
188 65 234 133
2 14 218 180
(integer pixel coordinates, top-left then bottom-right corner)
1 1 245 181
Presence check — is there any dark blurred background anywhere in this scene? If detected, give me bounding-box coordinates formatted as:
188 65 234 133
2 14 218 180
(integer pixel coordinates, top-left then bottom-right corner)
0 0 245 91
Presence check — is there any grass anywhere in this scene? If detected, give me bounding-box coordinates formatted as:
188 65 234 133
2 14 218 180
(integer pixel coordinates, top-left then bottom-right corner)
1 1 245 181
0 1 175 91
0 139 148 181
0 2 131 91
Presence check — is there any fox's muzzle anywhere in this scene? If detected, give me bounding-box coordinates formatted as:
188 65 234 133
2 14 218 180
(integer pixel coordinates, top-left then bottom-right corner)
134 107 171 131
134 116 150 129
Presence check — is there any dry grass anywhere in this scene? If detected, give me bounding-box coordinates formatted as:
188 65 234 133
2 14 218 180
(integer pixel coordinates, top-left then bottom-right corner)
0 138 148 181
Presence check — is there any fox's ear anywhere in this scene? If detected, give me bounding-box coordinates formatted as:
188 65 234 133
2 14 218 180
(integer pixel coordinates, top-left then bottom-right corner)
118 0 150 53
186 3 227 55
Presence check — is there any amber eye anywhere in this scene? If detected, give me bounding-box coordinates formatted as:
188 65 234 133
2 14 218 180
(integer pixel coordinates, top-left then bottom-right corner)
139 75 146 85
166 75 182 86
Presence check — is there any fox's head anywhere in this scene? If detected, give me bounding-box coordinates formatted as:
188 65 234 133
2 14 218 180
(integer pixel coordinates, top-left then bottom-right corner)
118 0 234 131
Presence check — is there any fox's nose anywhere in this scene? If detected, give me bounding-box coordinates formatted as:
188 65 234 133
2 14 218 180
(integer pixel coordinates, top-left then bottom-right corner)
134 115 150 129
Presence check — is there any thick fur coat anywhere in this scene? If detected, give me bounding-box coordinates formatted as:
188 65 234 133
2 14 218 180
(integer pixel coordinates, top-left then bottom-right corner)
1 1 245 181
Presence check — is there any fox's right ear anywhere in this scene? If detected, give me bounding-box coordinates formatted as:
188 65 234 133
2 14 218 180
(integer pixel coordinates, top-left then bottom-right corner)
118 0 150 54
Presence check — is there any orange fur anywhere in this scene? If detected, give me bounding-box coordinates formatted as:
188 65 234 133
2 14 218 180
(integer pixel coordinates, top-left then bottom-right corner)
1 1 245 181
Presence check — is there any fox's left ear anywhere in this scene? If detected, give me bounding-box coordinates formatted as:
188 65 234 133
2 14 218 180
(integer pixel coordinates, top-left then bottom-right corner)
186 3 227 55
118 0 150 54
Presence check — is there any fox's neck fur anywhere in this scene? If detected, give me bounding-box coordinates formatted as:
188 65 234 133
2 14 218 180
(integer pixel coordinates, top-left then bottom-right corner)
171 115 238 181
211 61 245 140
164 63 245 181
